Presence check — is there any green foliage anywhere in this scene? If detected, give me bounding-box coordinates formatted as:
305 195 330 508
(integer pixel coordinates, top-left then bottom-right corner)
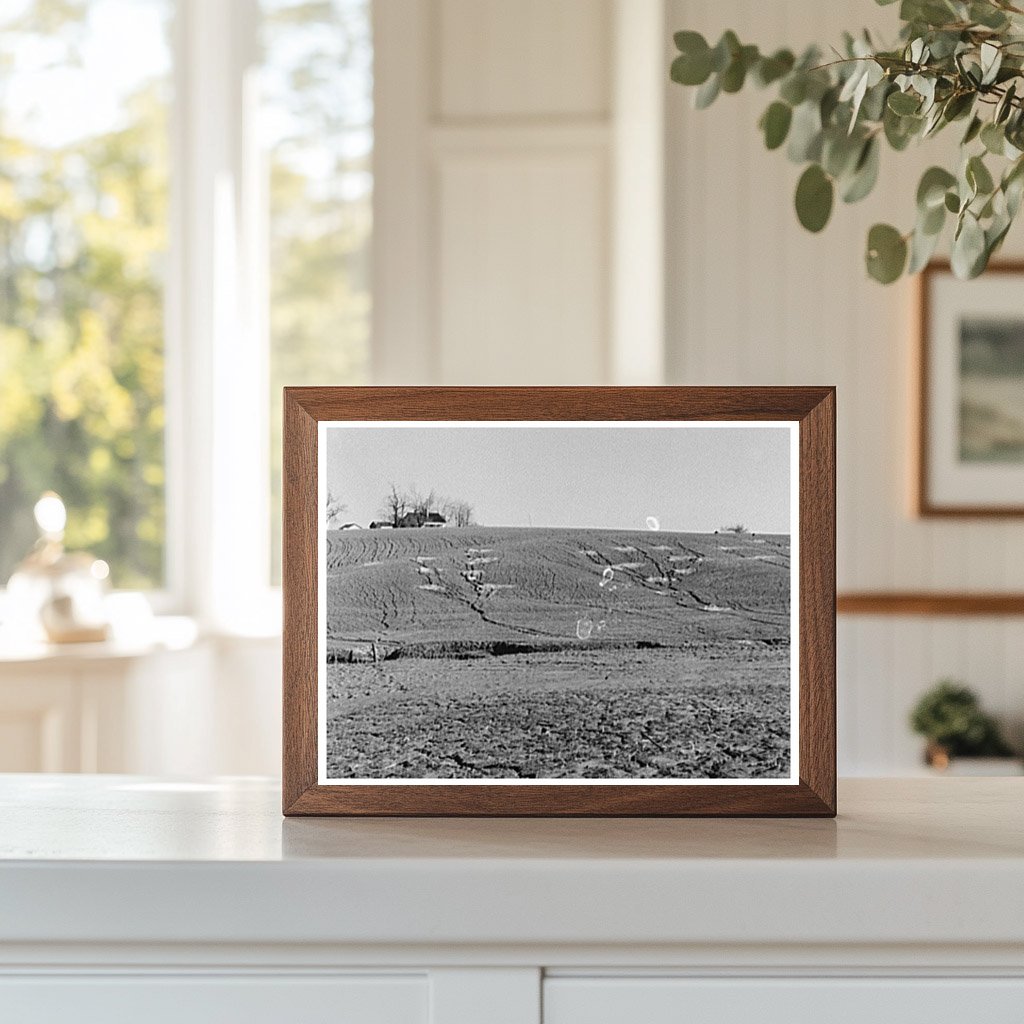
670 0 1024 282
909 680 1015 756
795 164 834 231
867 222 909 281
759 101 793 149
0 3 168 587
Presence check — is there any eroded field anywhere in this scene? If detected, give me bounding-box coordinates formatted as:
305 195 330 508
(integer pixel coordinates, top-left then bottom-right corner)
323 526 792 779
325 646 790 779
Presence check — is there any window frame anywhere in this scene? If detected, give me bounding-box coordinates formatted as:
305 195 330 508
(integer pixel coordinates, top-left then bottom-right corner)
166 0 280 633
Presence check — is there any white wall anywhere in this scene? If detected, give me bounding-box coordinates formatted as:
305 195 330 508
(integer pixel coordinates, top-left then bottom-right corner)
665 0 1024 772
373 0 665 386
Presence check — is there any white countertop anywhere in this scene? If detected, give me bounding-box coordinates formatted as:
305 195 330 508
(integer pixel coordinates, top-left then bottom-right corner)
1 776 1022 951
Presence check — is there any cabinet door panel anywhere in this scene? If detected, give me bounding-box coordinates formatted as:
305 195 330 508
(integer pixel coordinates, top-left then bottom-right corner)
544 978 1024 1024
0 974 427 1024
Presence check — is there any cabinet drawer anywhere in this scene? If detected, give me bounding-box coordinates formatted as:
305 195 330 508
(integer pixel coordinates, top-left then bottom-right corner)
544 977 1024 1024
0 974 427 1024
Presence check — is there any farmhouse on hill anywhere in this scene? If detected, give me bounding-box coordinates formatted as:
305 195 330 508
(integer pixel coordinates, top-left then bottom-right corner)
396 510 447 529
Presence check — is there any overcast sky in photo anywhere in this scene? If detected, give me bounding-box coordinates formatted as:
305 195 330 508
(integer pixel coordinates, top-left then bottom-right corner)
324 424 793 533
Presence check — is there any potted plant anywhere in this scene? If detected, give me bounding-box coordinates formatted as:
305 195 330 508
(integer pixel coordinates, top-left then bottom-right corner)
670 0 1024 283
909 679 1020 773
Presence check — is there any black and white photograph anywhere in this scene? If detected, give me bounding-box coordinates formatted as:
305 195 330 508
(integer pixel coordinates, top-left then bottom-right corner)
318 421 798 784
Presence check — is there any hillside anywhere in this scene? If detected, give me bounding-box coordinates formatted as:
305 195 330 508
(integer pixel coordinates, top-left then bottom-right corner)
324 526 790 659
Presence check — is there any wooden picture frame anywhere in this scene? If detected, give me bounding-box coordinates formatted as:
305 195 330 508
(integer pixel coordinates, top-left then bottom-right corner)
917 260 1024 517
283 387 836 817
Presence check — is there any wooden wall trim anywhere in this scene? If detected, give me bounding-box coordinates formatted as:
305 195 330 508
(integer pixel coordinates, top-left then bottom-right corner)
838 592 1024 616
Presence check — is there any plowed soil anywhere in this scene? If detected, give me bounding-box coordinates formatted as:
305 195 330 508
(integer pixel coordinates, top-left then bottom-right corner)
323 527 791 780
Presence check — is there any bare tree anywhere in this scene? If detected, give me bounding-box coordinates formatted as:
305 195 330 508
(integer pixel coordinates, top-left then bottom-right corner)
381 482 408 527
408 487 439 518
722 523 748 535
442 499 475 527
382 485 475 527
326 491 348 530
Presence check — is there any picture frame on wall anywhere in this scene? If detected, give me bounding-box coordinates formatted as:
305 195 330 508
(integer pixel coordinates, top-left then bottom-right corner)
918 261 1024 517
282 387 836 817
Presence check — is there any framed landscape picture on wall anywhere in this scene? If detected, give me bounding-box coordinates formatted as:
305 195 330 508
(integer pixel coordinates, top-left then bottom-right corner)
282 387 836 817
918 262 1024 516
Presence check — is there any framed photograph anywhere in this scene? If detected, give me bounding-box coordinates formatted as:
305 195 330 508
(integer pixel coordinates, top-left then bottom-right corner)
283 387 835 816
918 261 1024 516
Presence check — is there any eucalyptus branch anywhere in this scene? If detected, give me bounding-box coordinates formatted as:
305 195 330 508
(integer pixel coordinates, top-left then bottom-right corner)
670 0 1024 283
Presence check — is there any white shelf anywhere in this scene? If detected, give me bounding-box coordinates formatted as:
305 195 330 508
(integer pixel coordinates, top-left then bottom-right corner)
1 776 1023 953
0 616 199 664
2 775 1023 1020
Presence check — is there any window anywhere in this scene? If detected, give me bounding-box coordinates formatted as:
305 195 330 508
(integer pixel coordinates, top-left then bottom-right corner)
0 0 172 589
0 0 373 616
262 0 373 581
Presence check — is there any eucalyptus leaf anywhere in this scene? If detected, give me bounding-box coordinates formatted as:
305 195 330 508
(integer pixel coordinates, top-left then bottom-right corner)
914 75 937 111
927 30 963 60
967 154 995 195
842 137 881 203
981 121 1006 155
866 223 908 283
942 91 974 122
962 115 983 145
996 82 1017 124
888 90 921 115
1004 158 1024 216
921 103 942 138
958 160 978 207
820 85 841 126
779 73 808 106
861 79 892 122
754 49 795 87
952 212 987 278
840 60 884 130
787 101 824 162
921 200 946 235
795 164 834 232
721 44 759 92
980 41 1003 86
970 2 1009 29
917 166 957 210
671 51 712 87
903 0 959 28
710 31 740 73
884 106 921 149
908 221 943 273
822 128 864 178
760 102 793 150
694 73 721 109
1006 173 1024 218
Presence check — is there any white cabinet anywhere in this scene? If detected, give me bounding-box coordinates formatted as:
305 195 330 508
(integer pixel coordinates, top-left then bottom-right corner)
0 624 284 777
1 778 1023 1023
0 975 428 1024
544 978 1024 1024
0 635 210 773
